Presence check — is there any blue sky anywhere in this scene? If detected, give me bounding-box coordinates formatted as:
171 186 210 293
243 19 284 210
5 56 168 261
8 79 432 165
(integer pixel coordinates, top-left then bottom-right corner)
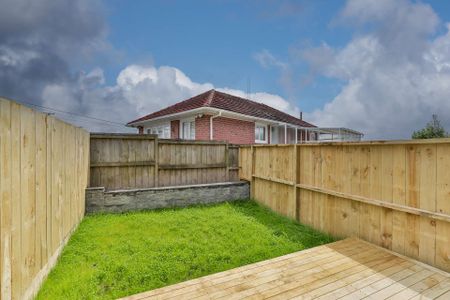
103 0 450 113
2 0 450 138
105 0 348 111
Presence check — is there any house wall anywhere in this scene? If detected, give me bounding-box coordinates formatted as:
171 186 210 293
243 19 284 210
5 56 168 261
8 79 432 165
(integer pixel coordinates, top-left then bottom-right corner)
140 115 276 145
195 115 211 140
170 120 180 139
212 116 255 144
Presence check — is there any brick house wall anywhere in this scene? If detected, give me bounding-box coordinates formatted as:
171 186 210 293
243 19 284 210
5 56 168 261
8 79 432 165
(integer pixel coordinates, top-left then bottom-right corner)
195 115 211 140
212 117 255 144
170 120 180 139
149 115 269 144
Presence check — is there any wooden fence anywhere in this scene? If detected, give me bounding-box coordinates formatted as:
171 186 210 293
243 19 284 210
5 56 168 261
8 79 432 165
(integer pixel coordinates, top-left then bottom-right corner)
240 140 450 272
0 97 90 300
90 134 239 190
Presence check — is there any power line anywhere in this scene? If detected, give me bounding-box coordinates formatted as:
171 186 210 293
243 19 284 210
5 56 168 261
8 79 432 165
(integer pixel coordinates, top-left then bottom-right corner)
50 112 128 129
18 100 128 127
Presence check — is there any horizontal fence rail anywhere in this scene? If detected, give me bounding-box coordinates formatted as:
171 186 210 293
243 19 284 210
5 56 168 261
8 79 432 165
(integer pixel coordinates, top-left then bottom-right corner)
0 97 90 300
90 134 239 190
239 140 450 272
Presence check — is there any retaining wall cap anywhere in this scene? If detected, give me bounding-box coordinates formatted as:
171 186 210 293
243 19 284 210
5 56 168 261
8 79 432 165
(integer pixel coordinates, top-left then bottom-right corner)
101 181 248 195
86 187 106 192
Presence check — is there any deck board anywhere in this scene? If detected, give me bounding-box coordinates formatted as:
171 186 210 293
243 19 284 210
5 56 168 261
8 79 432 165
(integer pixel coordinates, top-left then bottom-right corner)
120 238 450 300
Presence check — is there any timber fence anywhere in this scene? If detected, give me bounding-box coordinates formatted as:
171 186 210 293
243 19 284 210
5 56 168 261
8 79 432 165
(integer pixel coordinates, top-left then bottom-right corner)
240 141 450 272
0 97 90 300
90 133 239 190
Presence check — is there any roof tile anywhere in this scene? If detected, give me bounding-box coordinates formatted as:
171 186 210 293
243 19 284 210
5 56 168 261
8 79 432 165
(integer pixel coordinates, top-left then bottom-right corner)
128 89 315 127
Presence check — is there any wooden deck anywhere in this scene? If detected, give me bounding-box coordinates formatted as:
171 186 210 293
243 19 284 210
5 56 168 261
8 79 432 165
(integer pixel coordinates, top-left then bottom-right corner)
121 238 450 300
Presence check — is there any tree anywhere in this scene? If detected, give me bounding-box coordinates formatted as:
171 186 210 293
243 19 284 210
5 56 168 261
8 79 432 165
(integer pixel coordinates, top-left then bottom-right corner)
412 114 448 139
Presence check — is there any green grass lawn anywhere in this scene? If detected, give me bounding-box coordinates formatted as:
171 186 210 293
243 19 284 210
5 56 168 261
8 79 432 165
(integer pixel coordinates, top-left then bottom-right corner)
37 200 334 299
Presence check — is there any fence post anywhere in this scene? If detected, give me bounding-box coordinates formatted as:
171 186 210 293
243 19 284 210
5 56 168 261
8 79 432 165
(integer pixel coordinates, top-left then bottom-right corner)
294 144 300 221
154 136 159 187
250 145 255 199
225 142 229 181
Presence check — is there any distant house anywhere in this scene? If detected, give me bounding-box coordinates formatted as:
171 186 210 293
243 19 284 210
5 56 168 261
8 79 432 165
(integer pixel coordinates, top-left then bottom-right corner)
127 90 363 144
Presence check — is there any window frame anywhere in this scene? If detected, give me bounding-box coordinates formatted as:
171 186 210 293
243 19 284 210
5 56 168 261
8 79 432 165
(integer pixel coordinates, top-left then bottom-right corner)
255 123 268 144
180 118 196 140
146 123 170 139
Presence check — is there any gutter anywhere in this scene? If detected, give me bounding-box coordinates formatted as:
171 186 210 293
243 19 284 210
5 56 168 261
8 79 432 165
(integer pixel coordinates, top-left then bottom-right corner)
129 107 316 130
210 110 222 140
127 107 209 127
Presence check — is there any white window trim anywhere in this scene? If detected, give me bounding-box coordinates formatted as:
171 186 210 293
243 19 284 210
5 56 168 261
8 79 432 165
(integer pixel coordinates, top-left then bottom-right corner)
255 123 268 144
180 117 196 140
145 122 171 139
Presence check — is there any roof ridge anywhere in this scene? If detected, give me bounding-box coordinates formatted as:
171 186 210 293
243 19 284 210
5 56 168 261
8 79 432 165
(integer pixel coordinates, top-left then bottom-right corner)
204 89 215 106
213 90 307 123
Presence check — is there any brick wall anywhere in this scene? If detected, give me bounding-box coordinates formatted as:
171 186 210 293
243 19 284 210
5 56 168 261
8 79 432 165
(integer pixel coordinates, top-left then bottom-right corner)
147 115 261 144
213 117 255 144
195 115 211 140
170 120 180 139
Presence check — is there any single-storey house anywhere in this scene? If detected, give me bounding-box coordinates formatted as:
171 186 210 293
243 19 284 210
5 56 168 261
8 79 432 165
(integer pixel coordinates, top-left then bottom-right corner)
127 89 323 144
127 89 363 144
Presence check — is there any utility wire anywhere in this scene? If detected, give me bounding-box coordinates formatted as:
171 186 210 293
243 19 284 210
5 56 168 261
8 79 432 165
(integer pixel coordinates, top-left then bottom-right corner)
49 113 128 129
18 100 128 127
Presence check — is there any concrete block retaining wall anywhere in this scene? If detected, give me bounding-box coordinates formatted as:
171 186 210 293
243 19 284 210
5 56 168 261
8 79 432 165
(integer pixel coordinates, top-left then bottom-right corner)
85 181 250 213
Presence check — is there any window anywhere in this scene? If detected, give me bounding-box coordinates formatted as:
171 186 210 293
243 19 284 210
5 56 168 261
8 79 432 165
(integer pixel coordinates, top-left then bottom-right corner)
255 123 267 143
181 119 195 140
146 124 170 138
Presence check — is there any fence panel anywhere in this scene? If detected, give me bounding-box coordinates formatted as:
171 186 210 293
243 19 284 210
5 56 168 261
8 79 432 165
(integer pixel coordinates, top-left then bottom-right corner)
90 134 157 190
90 135 240 190
239 140 450 272
0 97 90 300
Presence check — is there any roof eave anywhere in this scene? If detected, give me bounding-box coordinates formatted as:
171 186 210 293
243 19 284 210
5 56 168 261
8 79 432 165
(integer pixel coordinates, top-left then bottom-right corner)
128 107 316 129
127 107 214 127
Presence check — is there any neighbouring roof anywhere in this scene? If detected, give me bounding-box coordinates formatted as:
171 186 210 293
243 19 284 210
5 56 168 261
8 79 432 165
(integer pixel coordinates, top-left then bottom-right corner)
127 89 315 127
319 127 364 136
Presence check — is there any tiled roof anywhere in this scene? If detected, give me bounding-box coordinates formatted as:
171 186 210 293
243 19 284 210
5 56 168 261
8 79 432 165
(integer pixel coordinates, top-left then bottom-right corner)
127 89 315 127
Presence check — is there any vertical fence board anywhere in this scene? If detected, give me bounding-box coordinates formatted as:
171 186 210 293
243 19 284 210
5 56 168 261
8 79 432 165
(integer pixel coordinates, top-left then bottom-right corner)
10 102 21 300
35 113 46 272
380 146 393 249
20 105 36 293
436 144 450 271
0 99 12 299
418 144 437 266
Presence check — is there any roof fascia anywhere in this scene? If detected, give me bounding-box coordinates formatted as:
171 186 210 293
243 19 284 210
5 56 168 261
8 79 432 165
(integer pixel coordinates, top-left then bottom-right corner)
128 107 308 128
127 107 211 127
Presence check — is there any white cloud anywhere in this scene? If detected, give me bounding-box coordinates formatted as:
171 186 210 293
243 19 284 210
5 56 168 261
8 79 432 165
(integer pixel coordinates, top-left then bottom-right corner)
253 49 296 95
218 87 300 117
253 49 288 70
41 64 300 132
304 0 450 139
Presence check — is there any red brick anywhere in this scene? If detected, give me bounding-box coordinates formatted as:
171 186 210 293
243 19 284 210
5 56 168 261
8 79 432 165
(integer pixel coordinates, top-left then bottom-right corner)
170 120 180 139
195 115 211 140
211 117 255 144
